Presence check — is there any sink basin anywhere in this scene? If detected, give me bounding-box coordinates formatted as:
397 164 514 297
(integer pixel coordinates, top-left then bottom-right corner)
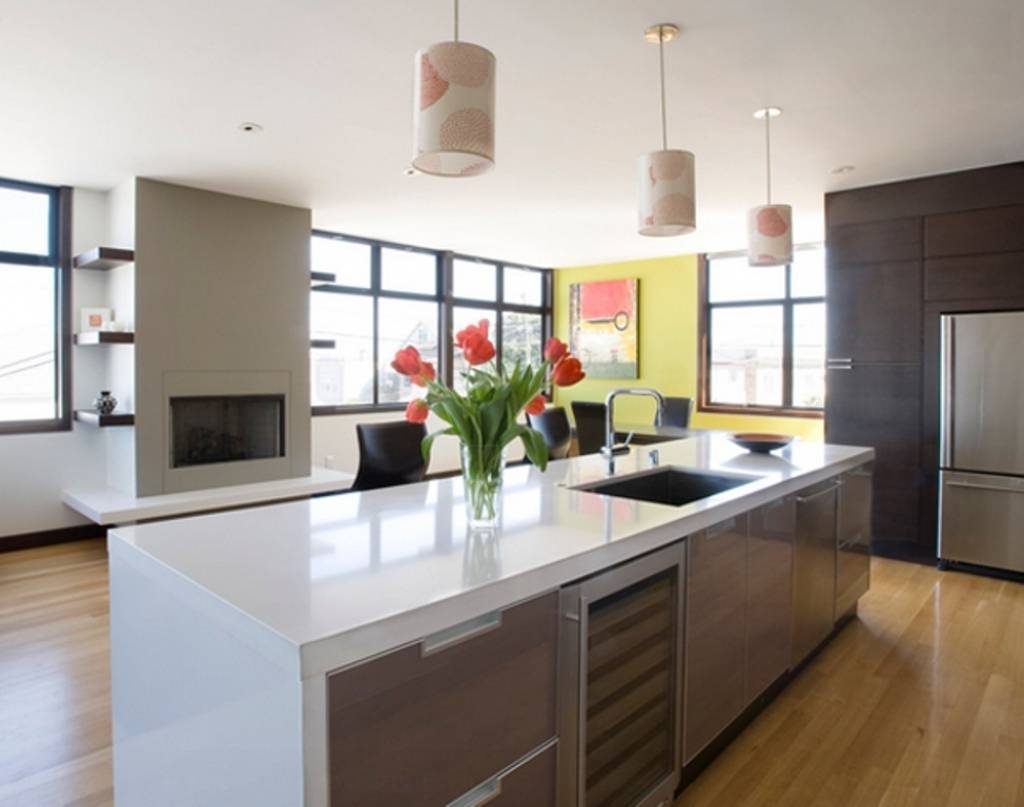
573 467 757 507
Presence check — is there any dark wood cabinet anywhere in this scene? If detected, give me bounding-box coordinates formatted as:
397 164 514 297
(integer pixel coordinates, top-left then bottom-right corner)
327 592 558 807
924 204 1024 257
826 364 921 543
827 260 922 363
826 163 1024 560
925 252 1024 301
746 498 795 702
826 218 921 265
683 514 747 763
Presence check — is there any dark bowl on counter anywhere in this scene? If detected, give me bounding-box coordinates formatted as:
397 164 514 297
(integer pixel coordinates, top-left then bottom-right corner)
729 432 794 453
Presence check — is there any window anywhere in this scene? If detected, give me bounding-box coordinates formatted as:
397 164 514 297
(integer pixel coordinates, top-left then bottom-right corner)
0 178 69 434
311 233 551 413
699 247 825 416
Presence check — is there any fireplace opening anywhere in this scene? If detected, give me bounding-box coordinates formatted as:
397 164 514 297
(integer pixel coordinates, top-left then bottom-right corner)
170 395 285 468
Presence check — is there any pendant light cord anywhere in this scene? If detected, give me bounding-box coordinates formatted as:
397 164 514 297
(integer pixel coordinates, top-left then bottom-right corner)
453 0 459 42
764 110 772 204
658 27 668 151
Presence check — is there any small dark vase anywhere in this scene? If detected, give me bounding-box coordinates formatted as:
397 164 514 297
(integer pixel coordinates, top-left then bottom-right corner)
93 390 117 415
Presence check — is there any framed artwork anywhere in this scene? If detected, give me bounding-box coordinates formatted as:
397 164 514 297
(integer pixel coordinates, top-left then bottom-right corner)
80 307 112 333
569 278 639 378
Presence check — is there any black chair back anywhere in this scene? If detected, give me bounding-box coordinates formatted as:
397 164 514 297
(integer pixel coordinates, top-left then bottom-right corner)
352 421 427 491
662 396 693 429
527 407 572 460
571 401 607 456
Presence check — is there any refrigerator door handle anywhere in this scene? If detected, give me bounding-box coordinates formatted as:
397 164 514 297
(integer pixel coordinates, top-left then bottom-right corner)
940 316 955 468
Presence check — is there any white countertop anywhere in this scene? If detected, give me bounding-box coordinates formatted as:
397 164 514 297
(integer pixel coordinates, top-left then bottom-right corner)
109 435 872 677
64 466 354 524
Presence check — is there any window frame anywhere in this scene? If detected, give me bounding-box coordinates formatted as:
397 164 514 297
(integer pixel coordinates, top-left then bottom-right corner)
698 246 825 420
0 177 71 435
310 230 552 416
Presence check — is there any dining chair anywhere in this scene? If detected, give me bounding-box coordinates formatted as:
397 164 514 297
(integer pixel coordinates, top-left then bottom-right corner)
571 401 608 456
661 396 693 429
527 406 572 460
351 421 427 491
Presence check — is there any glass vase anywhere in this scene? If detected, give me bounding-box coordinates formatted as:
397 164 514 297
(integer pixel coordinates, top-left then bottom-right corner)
460 442 506 532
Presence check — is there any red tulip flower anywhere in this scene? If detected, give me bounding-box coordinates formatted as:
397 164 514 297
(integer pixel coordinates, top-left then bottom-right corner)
525 394 546 416
391 346 423 377
543 337 568 363
455 319 489 348
551 356 585 387
457 319 496 366
405 398 429 424
463 336 496 365
412 361 436 387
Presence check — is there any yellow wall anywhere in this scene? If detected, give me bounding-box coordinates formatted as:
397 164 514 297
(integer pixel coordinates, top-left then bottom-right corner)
553 254 824 441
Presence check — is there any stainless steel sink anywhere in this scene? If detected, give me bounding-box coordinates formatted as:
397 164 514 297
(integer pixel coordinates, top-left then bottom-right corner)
572 467 758 507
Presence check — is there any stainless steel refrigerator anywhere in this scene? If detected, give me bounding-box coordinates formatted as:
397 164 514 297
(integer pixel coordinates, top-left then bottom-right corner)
939 311 1024 573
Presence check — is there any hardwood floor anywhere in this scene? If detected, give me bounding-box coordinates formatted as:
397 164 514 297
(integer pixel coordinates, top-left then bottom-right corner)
1 539 1022 806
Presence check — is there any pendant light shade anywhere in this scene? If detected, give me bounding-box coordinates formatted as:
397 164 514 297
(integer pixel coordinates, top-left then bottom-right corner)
638 24 694 237
412 1 495 177
638 150 696 236
747 107 792 265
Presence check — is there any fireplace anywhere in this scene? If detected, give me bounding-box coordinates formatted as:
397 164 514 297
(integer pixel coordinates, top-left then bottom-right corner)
170 395 285 469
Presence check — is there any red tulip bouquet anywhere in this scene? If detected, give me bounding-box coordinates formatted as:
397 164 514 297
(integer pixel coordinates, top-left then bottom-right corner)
391 320 585 528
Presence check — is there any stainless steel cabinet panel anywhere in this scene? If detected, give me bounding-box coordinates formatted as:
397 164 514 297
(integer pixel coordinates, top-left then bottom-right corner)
746 498 795 702
836 467 872 617
940 470 1024 573
941 312 1024 476
792 481 839 666
683 514 748 764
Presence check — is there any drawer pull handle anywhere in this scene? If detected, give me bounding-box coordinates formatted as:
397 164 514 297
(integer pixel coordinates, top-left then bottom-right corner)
421 610 502 657
448 777 501 807
796 482 842 503
947 481 1024 495
707 517 737 538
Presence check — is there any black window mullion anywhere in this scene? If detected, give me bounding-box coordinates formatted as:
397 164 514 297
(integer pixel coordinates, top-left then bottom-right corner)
441 251 454 388
371 245 381 405
495 263 505 369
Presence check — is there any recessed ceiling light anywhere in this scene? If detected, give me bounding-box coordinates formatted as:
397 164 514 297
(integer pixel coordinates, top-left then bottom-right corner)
831 164 856 174
238 122 263 133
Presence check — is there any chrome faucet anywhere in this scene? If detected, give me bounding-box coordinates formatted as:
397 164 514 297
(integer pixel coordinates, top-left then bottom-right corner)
601 388 666 472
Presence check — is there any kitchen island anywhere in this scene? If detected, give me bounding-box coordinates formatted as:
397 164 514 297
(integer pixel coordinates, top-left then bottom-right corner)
108 434 873 807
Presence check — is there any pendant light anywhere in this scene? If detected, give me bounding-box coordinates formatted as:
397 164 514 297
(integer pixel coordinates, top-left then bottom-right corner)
638 23 695 237
412 0 496 177
747 107 793 265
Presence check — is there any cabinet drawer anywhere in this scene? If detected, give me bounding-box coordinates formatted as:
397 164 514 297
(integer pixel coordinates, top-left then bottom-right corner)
449 742 557 807
684 515 747 763
328 592 558 806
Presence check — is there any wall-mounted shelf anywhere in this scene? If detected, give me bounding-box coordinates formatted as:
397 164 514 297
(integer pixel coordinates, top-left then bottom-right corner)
74 410 135 427
311 338 336 349
74 331 135 345
73 247 135 271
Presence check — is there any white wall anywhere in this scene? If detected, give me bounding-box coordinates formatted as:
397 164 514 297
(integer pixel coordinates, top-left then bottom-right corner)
0 188 112 538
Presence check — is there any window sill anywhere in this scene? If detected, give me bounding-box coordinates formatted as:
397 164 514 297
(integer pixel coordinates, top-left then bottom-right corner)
697 403 824 420
0 418 72 436
312 404 407 417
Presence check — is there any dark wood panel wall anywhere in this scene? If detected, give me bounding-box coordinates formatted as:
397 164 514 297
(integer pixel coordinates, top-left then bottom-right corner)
824 162 1024 560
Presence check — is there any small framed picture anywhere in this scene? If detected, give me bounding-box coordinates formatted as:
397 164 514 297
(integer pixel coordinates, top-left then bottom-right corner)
80 307 112 332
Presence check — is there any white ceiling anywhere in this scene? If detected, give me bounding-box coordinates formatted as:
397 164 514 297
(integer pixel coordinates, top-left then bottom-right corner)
2 0 1022 267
